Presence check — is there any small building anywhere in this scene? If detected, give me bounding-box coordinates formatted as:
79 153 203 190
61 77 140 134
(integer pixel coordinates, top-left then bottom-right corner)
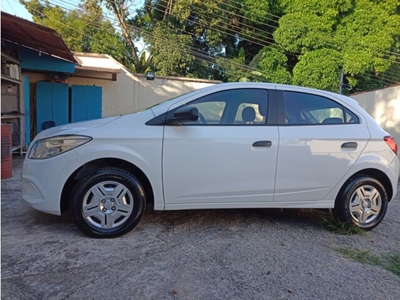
70 52 220 118
1 12 219 152
1 11 76 153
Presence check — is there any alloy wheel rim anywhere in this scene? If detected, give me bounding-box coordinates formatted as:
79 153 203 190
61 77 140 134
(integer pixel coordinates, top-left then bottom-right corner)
82 180 134 229
349 185 381 226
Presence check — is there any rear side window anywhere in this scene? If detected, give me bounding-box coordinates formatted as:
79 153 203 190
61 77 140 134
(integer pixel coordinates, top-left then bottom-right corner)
283 91 359 125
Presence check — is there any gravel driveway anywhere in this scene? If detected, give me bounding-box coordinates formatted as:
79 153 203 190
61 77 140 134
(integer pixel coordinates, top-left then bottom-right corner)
2 157 400 299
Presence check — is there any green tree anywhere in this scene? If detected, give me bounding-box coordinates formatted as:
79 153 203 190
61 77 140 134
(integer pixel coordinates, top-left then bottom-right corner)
336 0 400 92
273 0 400 92
292 49 342 91
20 0 134 69
23 0 400 90
128 0 285 78
256 47 292 84
98 0 400 90
148 23 193 76
99 0 152 72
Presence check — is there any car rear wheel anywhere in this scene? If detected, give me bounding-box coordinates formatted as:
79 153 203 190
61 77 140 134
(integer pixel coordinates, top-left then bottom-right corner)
333 176 388 230
70 168 146 238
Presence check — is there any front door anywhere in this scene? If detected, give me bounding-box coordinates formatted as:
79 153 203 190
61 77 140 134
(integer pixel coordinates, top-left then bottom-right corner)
162 88 279 208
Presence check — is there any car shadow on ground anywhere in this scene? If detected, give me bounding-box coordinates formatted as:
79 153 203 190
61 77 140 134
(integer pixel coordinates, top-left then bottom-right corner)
21 205 335 238
143 206 334 231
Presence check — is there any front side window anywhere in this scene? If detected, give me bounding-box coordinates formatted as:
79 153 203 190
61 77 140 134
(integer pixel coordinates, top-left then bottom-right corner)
187 101 226 124
284 91 359 125
234 103 265 124
180 89 268 125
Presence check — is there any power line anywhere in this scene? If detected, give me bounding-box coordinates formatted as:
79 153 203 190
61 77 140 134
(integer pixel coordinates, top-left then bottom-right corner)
47 0 265 74
33 0 400 85
214 0 400 60
150 2 399 84
13 0 259 78
156 0 280 47
212 0 281 25
9 0 400 86
154 0 400 77
150 4 297 64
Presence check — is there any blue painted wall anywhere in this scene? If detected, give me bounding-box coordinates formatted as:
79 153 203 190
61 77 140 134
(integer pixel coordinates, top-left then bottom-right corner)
36 82 69 134
20 47 75 73
71 85 102 122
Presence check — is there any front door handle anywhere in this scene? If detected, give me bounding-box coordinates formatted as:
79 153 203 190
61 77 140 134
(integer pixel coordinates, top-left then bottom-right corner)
252 141 272 148
341 142 358 149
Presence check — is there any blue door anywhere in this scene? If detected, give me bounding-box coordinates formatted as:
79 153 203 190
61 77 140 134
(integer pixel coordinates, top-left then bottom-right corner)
36 82 68 134
71 85 102 122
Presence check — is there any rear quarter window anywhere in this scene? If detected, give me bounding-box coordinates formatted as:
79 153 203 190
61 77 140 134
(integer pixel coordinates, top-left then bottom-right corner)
284 91 360 125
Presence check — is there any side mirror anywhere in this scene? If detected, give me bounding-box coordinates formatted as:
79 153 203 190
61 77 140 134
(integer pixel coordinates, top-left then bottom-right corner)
167 106 199 125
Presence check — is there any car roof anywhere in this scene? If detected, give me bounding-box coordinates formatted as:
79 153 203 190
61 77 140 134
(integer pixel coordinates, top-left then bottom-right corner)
150 82 361 116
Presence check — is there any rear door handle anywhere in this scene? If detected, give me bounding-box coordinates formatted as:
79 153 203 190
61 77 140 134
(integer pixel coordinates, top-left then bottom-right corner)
252 141 272 148
341 142 358 149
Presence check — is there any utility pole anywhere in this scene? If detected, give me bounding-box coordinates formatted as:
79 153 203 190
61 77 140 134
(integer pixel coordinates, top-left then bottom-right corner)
339 72 344 94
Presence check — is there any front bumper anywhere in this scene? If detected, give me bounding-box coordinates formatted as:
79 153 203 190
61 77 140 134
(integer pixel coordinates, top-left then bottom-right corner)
22 150 84 215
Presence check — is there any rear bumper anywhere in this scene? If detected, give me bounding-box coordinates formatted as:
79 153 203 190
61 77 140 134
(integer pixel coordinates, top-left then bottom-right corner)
388 156 399 201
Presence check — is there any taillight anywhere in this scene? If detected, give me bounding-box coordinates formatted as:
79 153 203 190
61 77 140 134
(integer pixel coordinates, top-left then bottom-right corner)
384 136 398 155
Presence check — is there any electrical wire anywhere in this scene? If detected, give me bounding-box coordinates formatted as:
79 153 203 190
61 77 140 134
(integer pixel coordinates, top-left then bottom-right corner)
34 0 400 84
211 0 400 60
3 0 18 15
7 0 400 86
149 1 399 84
47 0 266 74
10 0 259 78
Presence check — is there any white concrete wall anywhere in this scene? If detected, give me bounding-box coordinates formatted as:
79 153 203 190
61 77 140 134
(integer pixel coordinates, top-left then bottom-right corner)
351 85 400 161
69 64 219 117
25 53 219 118
68 72 218 117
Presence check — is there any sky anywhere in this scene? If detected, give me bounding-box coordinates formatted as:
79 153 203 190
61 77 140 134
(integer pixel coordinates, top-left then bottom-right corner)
1 0 147 55
1 0 143 21
2 0 33 20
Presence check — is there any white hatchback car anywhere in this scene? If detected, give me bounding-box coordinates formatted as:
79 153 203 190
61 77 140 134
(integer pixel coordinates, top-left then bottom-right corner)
22 83 399 238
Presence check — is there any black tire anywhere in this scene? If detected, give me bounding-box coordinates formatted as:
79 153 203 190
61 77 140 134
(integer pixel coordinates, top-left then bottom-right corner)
333 176 388 230
70 167 146 238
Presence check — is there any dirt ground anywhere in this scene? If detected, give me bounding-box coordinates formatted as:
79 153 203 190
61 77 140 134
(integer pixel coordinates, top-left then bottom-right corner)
1 157 400 299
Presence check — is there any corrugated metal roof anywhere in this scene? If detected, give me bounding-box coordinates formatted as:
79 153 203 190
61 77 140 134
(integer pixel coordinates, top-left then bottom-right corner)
75 65 120 73
1 12 76 63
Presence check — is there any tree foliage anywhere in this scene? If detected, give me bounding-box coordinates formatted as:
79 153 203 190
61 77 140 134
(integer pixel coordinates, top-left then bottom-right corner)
149 23 193 76
20 0 134 69
21 0 400 93
274 0 400 92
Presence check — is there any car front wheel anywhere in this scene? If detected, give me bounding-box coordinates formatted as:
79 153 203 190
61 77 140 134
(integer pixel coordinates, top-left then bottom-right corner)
70 168 146 238
333 176 388 230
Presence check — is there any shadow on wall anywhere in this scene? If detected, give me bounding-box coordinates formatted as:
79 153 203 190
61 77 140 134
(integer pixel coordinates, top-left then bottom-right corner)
351 85 400 161
375 89 399 131
129 74 219 111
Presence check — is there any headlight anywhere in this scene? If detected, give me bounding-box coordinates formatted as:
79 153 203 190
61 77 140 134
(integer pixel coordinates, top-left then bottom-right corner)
28 135 92 159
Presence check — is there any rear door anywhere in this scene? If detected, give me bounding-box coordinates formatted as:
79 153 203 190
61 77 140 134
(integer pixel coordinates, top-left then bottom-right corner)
162 88 279 208
274 90 370 203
